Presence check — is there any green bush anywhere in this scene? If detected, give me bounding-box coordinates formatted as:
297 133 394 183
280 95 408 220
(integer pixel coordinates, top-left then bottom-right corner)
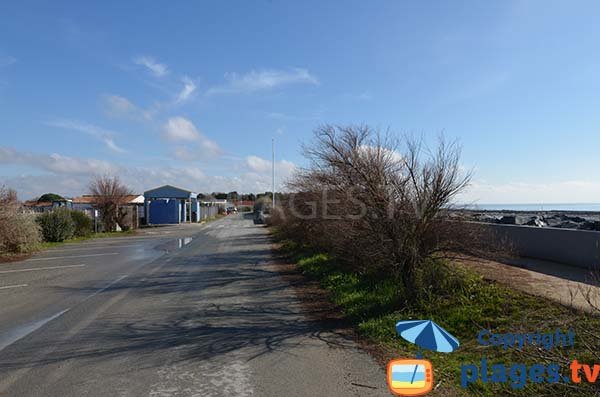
70 210 93 237
37 208 75 242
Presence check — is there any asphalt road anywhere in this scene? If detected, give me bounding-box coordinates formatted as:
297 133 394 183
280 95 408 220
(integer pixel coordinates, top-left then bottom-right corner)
0 214 388 396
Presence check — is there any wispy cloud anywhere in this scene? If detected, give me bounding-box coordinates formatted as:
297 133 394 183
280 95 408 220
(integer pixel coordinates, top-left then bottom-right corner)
0 147 117 175
162 117 200 142
0 147 296 199
102 94 153 121
245 155 296 176
46 119 127 153
133 55 168 77
207 68 319 95
0 55 16 67
175 76 197 103
162 117 222 160
246 155 272 173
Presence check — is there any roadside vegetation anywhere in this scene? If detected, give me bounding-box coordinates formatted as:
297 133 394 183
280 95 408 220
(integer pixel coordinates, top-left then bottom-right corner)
276 239 600 395
0 176 136 259
0 186 41 255
271 125 600 395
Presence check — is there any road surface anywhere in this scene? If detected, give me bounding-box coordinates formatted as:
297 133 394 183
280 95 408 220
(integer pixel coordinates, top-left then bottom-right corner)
0 214 388 396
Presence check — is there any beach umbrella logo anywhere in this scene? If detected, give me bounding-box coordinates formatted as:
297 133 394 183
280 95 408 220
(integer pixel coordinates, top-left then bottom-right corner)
386 320 459 396
395 319 460 354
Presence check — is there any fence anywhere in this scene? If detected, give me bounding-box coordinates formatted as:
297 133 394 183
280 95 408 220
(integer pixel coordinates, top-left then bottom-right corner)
198 205 219 221
486 223 600 270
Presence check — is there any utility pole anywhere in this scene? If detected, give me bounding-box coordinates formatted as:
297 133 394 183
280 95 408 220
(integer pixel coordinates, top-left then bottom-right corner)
272 138 275 208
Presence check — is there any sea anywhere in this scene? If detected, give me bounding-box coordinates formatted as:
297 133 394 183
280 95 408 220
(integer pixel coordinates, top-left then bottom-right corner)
460 203 600 212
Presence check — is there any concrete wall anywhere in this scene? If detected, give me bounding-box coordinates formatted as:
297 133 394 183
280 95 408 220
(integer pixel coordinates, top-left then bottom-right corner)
487 223 600 269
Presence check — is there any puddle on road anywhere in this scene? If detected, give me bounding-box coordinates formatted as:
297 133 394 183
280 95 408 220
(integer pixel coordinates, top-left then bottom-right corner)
156 237 194 253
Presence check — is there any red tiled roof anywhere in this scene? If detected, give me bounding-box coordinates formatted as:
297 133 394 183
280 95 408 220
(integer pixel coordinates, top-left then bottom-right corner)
23 201 52 208
72 195 141 204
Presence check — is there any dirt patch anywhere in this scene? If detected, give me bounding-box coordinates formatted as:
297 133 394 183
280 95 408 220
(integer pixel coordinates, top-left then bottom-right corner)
457 256 600 314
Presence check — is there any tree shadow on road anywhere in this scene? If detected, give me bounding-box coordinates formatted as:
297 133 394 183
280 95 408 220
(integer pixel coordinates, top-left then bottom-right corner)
0 246 354 372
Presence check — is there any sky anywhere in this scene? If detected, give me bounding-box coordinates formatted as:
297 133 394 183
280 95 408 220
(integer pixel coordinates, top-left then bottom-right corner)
1 1 600 203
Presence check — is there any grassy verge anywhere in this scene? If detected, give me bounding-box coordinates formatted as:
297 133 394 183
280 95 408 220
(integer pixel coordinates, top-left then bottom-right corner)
277 238 600 396
37 229 137 249
0 230 137 262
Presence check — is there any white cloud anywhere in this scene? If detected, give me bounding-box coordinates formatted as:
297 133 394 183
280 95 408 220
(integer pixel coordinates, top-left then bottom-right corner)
0 147 292 199
0 147 117 175
245 155 297 179
246 155 271 173
175 76 197 103
162 117 222 159
46 119 127 153
133 55 168 77
162 117 200 142
102 94 153 121
104 94 135 114
207 68 319 95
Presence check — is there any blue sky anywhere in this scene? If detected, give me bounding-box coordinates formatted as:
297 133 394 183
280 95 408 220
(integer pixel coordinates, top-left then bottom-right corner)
1 1 600 202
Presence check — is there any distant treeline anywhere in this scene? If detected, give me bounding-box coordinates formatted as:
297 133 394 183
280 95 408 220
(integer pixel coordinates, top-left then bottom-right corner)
198 192 289 201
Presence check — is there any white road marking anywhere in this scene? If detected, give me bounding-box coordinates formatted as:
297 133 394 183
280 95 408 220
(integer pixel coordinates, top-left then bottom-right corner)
0 264 86 274
44 244 144 252
0 274 128 354
0 308 70 352
25 253 119 261
82 274 128 302
59 236 158 246
0 284 28 290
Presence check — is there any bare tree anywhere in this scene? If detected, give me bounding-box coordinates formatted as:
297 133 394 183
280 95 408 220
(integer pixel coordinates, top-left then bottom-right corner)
0 185 18 207
277 125 489 300
89 176 132 232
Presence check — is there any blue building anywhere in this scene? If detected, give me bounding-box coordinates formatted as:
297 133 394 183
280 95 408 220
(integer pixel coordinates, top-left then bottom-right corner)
144 185 199 225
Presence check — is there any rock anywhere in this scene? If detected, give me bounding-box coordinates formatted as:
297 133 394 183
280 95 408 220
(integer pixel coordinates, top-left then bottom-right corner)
525 216 546 227
579 221 600 231
553 221 581 229
499 215 528 225
476 214 501 223
565 215 587 223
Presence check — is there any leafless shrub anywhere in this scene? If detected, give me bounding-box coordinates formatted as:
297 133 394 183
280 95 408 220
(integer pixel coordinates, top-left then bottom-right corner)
89 176 132 232
275 125 503 299
0 185 41 253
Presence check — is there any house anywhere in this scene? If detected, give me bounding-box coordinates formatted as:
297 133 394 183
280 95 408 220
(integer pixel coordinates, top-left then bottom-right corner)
23 198 72 213
144 185 199 225
72 194 144 229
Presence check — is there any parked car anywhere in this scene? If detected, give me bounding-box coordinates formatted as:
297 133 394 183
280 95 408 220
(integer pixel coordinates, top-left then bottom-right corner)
253 207 270 224
226 206 238 215
253 209 265 224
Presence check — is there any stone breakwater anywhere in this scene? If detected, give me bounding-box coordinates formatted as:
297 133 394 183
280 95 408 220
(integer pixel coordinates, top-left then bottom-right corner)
454 210 600 231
